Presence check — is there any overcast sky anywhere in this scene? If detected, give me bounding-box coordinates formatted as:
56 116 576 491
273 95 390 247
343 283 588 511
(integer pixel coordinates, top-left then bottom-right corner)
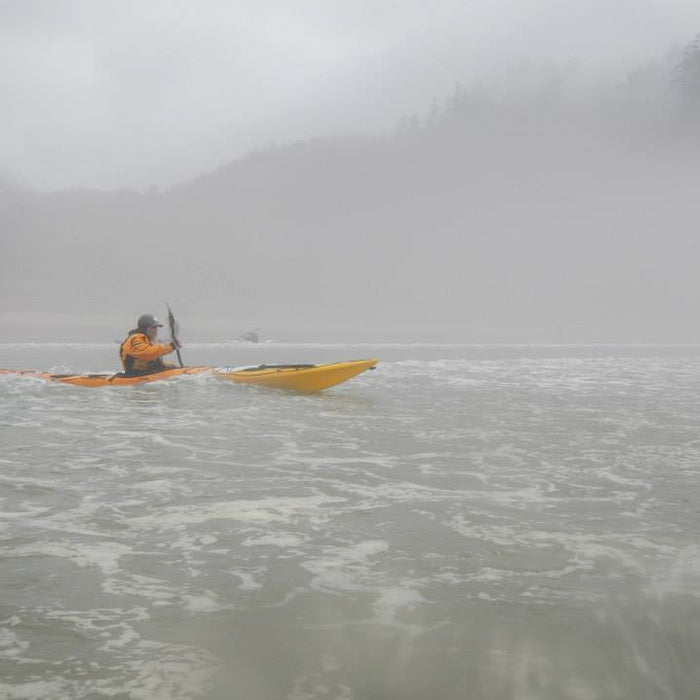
2 0 699 191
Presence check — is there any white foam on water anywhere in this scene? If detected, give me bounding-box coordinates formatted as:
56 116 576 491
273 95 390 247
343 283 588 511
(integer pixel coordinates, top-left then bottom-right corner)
229 570 264 590
372 587 426 626
7 540 130 577
137 465 190 476
130 478 176 495
116 641 217 700
45 606 151 629
447 512 687 596
471 567 511 583
302 540 389 594
166 533 221 568
0 628 30 658
129 493 347 529
0 616 22 626
98 624 142 651
183 593 227 612
0 505 54 520
29 607 217 697
1 641 218 700
0 680 70 699
103 573 180 603
241 533 304 548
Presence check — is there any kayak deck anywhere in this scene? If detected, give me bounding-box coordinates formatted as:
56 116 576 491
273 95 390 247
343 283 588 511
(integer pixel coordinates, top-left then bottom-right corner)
0 359 378 391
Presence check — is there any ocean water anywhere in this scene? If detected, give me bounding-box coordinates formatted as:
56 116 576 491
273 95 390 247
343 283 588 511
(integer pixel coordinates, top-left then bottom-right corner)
1 342 700 699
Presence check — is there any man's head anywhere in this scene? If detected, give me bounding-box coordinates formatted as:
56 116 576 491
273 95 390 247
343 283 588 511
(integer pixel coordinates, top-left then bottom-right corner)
137 313 163 340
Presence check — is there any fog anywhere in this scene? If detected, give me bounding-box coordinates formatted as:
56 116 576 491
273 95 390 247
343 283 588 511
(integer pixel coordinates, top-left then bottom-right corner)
3 0 700 190
2 1 700 343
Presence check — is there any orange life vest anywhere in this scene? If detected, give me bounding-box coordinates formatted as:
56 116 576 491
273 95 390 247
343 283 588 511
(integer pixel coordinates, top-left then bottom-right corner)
119 329 172 375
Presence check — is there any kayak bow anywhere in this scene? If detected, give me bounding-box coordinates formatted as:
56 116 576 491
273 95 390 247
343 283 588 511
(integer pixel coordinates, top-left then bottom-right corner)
214 359 378 392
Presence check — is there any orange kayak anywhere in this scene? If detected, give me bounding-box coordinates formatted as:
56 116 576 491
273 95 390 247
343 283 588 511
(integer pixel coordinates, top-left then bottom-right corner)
0 359 378 391
0 366 210 387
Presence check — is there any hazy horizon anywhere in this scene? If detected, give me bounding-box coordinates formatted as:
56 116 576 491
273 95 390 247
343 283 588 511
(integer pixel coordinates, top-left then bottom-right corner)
3 2 700 346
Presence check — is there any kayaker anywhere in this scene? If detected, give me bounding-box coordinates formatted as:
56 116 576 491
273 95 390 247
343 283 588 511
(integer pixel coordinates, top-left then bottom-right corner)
119 314 180 375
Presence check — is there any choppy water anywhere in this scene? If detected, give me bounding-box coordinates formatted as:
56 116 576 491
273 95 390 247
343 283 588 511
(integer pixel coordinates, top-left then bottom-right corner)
1 342 700 699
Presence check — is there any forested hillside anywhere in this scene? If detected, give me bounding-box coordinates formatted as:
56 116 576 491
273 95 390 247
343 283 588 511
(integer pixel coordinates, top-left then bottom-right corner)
3 39 700 341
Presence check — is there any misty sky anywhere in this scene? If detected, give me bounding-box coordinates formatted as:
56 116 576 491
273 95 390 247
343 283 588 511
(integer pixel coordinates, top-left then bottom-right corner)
2 0 700 191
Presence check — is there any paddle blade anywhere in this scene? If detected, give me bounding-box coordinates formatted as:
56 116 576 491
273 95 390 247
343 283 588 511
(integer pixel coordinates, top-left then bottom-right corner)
165 302 184 367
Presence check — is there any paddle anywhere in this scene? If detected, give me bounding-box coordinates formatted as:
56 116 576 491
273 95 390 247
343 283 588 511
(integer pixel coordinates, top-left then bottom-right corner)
166 302 184 368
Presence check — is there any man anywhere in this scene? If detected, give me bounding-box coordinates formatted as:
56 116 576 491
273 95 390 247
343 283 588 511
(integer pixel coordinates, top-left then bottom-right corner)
119 313 180 375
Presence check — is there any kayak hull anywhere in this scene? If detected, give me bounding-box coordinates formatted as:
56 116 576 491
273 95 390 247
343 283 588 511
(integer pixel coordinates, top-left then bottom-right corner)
0 359 378 391
215 358 379 392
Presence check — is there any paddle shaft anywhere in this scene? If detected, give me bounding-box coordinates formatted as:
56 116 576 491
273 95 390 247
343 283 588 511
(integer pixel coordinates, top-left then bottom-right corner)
166 303 184 368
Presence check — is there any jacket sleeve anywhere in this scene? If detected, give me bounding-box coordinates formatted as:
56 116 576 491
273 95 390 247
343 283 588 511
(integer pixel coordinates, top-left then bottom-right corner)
127 335 173 361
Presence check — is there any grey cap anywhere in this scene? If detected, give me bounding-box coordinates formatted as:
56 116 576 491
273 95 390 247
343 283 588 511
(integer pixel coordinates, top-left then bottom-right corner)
137 313 163 329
